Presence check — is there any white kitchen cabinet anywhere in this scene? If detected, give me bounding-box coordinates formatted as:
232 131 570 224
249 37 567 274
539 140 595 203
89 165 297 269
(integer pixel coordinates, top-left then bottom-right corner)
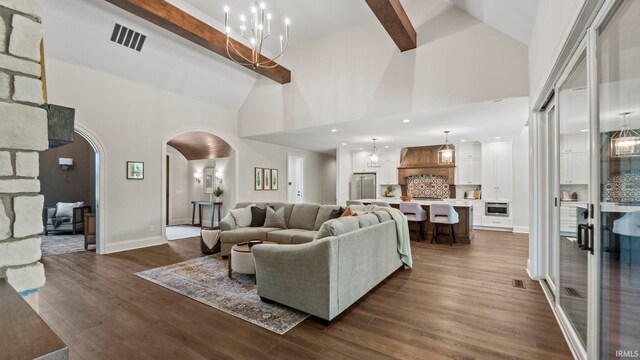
481 141 513 202
457 143 482 158
560 202 587 233
456 144 482 185
481 216 513 229
560 136 588 153
352 151 371 173
559 136 588 185
377 149 400 185
379 159 398 184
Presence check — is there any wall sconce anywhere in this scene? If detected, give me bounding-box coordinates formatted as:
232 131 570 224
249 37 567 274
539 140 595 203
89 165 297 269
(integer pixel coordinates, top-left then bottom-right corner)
194 172 202 183
59 157 73 171
215 171 224 184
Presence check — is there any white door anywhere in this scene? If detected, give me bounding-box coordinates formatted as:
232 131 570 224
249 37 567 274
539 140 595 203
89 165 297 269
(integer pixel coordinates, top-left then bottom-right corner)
469 157 482 185
287 154 304 203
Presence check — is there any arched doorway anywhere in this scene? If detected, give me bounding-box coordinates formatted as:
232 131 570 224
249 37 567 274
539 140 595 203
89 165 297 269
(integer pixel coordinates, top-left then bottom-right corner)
39 125 105 255
161 131 237 241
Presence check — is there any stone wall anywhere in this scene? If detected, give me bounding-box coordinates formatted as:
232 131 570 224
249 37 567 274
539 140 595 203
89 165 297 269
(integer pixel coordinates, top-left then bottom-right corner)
0 0 47 311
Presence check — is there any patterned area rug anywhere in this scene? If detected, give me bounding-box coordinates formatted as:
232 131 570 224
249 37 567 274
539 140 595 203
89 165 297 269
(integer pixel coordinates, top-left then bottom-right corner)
166 225 202 241
41 234 85 256
135 255 309 334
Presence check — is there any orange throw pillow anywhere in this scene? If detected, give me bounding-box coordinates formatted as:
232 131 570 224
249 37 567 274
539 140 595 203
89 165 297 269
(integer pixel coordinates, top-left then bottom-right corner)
341 207 357 217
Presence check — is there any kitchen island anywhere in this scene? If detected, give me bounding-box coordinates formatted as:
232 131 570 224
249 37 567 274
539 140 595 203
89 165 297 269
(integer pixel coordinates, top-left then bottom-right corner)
360 198 474 243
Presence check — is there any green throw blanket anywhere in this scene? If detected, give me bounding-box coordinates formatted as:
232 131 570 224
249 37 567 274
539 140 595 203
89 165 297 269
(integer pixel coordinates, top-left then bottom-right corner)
380 207 413 269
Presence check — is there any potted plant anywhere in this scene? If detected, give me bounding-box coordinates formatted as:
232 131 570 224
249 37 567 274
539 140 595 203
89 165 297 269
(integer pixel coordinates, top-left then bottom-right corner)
213 187 224 202
384 185 394 197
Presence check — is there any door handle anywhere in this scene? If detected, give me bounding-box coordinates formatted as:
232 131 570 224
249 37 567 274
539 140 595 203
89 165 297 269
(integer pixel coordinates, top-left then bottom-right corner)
577 223 586 249
577 223 594 254
587 224 594 255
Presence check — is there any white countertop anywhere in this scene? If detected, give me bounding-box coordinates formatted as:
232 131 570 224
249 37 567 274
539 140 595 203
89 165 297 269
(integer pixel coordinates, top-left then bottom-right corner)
574 203 640 213
360 198 474 208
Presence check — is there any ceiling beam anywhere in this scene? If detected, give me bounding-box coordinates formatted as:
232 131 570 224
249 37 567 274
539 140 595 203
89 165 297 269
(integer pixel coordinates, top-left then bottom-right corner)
364 0 417 52
104 0 291 84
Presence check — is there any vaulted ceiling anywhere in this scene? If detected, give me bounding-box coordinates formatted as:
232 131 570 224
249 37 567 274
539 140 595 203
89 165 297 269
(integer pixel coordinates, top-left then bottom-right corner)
446 0 540 45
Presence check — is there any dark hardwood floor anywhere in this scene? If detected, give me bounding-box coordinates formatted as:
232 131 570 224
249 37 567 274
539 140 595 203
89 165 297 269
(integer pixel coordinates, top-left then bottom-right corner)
38 230 572 360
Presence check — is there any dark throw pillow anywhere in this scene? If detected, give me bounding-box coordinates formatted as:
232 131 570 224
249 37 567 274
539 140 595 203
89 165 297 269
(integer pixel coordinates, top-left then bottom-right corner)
250 206 267 227
329 207 345 219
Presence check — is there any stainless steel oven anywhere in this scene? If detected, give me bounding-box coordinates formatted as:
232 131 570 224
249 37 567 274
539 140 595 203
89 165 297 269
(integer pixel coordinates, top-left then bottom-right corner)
485 202 509 217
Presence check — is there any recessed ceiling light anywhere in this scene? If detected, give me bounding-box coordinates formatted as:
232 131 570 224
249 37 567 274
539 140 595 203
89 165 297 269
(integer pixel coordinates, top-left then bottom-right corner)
331 129 337 132
385 145 389 148
495 136 501 139
402 119 410 123
460 140 466 142
341 142 347 146
580 129 588 132
359 147 364 150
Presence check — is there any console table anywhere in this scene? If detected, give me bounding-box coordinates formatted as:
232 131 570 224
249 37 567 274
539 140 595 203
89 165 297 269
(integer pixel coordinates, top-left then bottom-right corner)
191 201 223 227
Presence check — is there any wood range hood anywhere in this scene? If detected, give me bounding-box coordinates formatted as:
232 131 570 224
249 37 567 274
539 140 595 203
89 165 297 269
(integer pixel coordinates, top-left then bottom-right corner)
397 145 456 188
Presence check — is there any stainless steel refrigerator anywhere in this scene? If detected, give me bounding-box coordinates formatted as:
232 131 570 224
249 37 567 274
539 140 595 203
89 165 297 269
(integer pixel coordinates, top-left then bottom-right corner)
350 173 376 200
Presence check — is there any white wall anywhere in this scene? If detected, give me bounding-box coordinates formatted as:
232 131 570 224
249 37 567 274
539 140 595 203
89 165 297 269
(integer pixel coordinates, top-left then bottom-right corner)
166 145 189 224
336 147 352 206
236 139 336 205
45 58 336 253
239 0 529 137
529 0 585 106
513 127 530 233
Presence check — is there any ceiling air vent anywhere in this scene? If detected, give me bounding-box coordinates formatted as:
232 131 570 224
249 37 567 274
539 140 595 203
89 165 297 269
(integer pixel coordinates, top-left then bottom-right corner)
110 23 146 52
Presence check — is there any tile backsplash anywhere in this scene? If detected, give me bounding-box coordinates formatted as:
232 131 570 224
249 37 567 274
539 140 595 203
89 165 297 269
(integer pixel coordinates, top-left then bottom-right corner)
602 170 640 202
406 174 451 199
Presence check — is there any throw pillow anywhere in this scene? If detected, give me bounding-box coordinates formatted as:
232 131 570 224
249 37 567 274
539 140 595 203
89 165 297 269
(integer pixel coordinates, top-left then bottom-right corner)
341 207 357 217
229 204 254 228
264 206 286 228
56 202 83 218
250 206 267 227
329 207 345 219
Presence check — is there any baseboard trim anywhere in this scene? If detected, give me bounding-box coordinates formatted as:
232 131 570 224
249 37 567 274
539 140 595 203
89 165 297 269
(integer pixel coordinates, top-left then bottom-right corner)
473 226 512 232
104 236 163 254
512 226 530 234
169 218 192 226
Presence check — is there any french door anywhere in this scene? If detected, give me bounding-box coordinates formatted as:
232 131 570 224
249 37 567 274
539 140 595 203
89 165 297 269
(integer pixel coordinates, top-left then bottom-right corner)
553 41 591 358
593 0 640 357
547 0 640 358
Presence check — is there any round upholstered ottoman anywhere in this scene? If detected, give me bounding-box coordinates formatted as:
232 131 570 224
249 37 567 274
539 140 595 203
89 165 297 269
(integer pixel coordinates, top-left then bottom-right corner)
228 241 275 281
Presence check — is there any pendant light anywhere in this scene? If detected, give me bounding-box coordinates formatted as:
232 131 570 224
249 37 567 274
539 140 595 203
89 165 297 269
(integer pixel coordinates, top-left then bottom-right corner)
438 131 454 164
611 112 640 157
367 138 381 167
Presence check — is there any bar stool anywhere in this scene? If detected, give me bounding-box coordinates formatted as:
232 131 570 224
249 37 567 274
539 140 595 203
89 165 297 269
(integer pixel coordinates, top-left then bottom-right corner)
371 201 391 208
399 202 427 240
346 200 364 206
430 204 459 246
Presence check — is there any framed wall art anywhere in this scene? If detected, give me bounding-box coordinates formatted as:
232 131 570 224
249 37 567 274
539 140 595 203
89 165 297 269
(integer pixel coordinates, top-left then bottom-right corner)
254 167 263 191
271 169 278 190
126 161 144 180
263 168 271 190
203 167 215 194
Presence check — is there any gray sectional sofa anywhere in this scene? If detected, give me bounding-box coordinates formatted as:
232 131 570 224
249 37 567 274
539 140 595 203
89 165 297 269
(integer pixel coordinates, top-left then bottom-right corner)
219 202 343 256
219 202 404 321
